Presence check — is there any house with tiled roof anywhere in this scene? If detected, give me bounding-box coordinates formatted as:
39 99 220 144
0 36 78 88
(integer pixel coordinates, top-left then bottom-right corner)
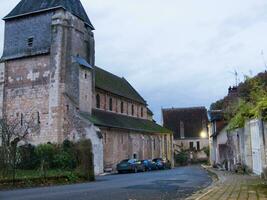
0 0 173 174
162 107 209 162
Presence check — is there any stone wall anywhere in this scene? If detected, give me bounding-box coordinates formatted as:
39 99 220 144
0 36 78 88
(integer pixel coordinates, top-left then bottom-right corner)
211 120 267 174
79 67 93 114
100 127 172 171
2 55 55 144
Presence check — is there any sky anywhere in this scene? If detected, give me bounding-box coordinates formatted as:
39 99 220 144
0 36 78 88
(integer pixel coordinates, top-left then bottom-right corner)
1 0 267 123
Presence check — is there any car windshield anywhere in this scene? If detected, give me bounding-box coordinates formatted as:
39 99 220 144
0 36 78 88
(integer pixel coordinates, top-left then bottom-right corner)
128 159 136 164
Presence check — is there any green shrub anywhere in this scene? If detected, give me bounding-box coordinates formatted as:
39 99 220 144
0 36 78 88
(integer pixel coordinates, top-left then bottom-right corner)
202 146 210 157
74 139 95 181
18 144 39 170
52 151 76 170
35 144 55 178
175 150 189 166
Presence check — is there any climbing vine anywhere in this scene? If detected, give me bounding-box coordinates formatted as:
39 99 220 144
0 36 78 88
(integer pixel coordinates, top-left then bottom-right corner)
223 75 267 130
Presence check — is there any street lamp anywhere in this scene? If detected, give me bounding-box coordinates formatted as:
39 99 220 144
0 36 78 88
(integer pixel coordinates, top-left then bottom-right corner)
200 131 207 139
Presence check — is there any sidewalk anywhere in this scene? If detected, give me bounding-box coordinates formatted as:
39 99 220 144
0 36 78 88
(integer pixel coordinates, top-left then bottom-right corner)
187 167 267 200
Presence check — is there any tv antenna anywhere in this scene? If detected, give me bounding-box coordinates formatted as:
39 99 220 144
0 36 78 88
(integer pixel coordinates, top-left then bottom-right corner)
228 69 239 87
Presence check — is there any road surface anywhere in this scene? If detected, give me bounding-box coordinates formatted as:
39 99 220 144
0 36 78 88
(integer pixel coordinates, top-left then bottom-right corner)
0 165 212 200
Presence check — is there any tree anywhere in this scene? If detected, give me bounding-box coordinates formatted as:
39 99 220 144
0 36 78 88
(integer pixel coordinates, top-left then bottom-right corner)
0 113 39 184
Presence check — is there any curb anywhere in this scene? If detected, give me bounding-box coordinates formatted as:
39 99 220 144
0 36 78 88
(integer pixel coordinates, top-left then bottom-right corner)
185 165 221 200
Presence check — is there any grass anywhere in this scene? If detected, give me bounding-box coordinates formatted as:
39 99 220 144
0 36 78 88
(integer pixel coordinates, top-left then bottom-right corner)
0 169 91 190
0 169 72 180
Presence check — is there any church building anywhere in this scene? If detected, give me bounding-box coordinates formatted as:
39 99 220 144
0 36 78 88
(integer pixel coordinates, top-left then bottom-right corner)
0 0 173 174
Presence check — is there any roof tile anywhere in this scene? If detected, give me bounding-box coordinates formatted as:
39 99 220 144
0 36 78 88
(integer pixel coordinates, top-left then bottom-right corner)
4 0 94 29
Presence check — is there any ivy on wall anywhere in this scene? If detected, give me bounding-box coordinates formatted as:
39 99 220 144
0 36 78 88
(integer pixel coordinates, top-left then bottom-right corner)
211 72 267 131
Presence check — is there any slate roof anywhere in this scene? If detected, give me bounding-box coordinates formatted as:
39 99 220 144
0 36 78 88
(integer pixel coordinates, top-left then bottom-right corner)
4 0 94 29
73 56 92 69
209 110 224 122
147 108 154 116
94 66 147 105
162 107 208 139
81 109 172 134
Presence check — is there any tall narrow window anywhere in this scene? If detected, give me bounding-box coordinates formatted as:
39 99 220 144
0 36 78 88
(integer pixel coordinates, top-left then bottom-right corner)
27 37 34 47
37 112 40 124
131 104 134 116
109 98 113 111
96 94 100 109
121 101 124 113
85 72 87 79
20 113 23 126
141 107 144 118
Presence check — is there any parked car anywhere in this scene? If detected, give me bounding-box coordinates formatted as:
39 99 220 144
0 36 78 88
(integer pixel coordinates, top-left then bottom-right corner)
141 160 158 171
117 159 145 173
153 158 172 170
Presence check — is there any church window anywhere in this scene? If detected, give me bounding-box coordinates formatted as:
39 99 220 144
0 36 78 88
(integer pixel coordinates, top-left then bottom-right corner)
141 107 144 117
37 112 40 124
121 101 124 113
20 113 23 126
66 105 69 112
96 94 100 109
109 98 113 111
131 104 134 116
85 73 87 79
27 37 34 47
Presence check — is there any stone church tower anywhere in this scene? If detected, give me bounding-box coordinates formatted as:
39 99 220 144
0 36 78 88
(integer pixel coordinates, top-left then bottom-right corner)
0 0 104 174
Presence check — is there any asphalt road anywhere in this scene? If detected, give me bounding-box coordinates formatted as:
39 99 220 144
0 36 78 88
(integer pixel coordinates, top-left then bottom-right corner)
0 165 212 200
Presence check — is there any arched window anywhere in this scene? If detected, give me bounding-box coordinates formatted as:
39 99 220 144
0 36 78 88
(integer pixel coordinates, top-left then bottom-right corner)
109 98 113 111
121 102 124 113
131 104 134 116
96 94 100 109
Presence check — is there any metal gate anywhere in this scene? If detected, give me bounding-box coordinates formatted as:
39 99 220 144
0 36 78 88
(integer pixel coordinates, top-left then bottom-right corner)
250 120 262 175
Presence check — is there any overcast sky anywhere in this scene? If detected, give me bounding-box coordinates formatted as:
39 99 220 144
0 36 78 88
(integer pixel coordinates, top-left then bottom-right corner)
1 0 267 122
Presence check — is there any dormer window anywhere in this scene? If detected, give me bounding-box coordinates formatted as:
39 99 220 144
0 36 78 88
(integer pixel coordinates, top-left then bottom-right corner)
27 37 34 47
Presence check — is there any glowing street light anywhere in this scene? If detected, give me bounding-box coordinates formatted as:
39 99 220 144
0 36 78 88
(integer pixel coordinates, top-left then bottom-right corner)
200 131 207 138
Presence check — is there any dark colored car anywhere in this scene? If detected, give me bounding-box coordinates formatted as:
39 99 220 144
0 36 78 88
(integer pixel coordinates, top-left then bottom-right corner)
153 158 172 170
141 160 158 171
117 159 145 173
